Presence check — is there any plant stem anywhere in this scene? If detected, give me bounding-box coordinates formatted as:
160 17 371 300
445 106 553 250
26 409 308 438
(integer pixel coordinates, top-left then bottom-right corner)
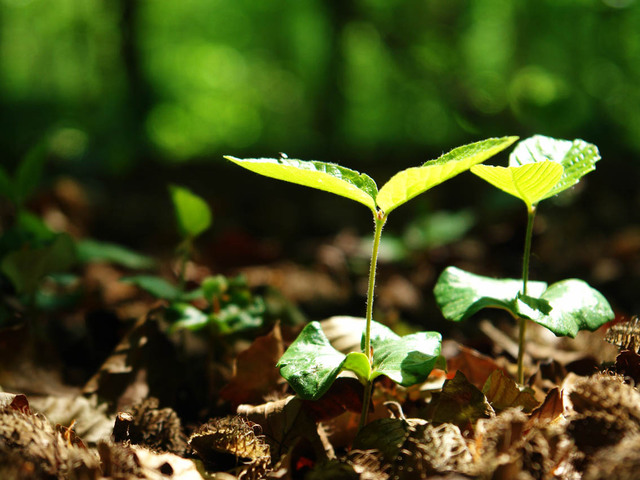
359 212 386 430
517 206 537 384
363 213 386 362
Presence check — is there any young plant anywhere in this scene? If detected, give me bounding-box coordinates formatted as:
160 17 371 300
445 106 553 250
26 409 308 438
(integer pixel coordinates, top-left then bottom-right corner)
434 135 614 384
122 185 264 337
225 136 517 428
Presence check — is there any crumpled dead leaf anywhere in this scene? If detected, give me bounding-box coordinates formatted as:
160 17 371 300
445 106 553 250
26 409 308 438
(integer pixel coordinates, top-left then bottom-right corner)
220 323 285 408
482 369 539 413
444 341 507 390
237 395 334 464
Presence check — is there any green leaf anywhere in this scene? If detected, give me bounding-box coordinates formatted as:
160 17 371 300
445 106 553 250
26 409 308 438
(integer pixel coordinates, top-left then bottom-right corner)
76 239 156 269
121 275 181 300
509 135 601 200
530 279 614 337
366 321 442 387
225 156 378 213
14 143 47 206
1 233 76 295
169 185 212 239
276 321 347 400
434 267 548 322
166 302 210 333
470 161 564 209
376 136 518 215
343 352 371 384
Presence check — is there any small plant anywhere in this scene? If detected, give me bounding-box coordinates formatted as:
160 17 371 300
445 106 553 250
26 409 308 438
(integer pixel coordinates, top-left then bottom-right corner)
122 185 265 337
434 135 614 384
225 136 517 428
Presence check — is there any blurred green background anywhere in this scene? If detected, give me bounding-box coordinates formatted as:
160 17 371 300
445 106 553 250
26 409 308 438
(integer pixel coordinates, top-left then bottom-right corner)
3 0 640 168
1 0 639 317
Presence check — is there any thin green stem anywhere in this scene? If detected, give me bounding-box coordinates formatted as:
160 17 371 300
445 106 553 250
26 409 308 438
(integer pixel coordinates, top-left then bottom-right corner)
517 206 537 384
359 211 386 431
363 213 386 362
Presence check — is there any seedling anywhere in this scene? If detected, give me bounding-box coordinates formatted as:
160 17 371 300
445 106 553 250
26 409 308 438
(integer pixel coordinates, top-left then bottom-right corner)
122 185 264 337
226 136 517 428
434 135 614 384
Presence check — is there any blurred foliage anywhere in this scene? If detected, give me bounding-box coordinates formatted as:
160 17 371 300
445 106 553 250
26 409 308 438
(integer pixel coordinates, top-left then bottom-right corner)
1 0 640 170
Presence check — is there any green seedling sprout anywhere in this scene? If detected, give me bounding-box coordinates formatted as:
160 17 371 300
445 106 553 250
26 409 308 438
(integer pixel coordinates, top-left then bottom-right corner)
434 135 614 384
226 136 517 429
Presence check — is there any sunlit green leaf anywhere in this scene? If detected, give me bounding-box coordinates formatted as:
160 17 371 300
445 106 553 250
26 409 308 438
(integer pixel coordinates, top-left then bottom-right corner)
509 135 601 200
366 321 442 387
225 156 378 213
434 266 548 322
121 275 181 300
166 302 209 333
343 352 371 384
531 279 614 337
376 136 518 215
471 161 563 209
76 239 156 269
276 321 347 400
169 184 212 239
1 233 76 295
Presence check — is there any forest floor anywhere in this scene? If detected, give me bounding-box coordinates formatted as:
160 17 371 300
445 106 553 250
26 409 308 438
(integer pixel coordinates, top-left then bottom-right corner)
1 168 640 479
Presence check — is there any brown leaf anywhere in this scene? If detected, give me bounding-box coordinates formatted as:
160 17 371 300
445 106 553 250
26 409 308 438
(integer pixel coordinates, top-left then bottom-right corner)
613 350 640 385
526 387 563 429
0 392 30 413
220 324 285 408
444 341 507 390
427 371 494 429
482 369 539 413
237 395 334 464
302 377 363 423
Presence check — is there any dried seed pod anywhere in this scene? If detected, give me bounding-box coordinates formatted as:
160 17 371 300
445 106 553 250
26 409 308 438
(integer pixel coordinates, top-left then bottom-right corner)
189 415 270 479
122 397 187 455
605 316 640 353
583 433 640 480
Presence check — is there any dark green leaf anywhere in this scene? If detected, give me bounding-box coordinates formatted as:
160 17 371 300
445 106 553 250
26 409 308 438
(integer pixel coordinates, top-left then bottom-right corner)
14 143 47 206
76 239 156 269
1 233 76 295
276 321 347 400
121 275 181 300
366 321 442 387
434 267 548 322
169 184 212 239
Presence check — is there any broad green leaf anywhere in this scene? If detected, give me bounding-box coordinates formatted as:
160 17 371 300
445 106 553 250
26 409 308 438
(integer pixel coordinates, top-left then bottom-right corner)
509 135 601 200
277 321 347 400
470 161 564 209
15 210 55 242
366 321 442 387
1 233 76 295
434 267 548 322
76 239 156 270
376 136 518 215
166 302 209 333
14 143 47 206
225 156 378 213
121 275 181 300
169 185 212 239
529 279 614 337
